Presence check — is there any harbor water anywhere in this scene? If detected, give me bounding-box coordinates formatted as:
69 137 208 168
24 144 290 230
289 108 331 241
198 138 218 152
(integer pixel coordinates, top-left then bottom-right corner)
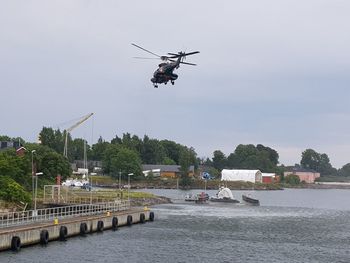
1 189 350 262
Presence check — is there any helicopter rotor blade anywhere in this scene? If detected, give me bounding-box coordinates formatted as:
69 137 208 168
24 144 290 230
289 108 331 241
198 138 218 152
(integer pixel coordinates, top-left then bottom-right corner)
184 51 200 56
131 43 161 58
168 58 197 65
180 61 197 66
168 51 200 58
133 57 161 60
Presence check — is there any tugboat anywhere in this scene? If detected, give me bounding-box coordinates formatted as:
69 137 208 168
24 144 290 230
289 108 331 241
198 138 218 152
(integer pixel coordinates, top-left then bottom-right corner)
209 186 240 203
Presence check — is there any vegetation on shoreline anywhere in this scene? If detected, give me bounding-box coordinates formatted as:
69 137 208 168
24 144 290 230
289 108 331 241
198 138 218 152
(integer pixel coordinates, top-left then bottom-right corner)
1 131 350 209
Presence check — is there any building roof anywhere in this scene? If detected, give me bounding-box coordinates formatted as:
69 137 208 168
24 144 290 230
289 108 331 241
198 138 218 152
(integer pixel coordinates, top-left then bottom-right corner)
291 167 318 173
222 169 261 175
262 173 276 177
142 164 194 173
0 141 23 151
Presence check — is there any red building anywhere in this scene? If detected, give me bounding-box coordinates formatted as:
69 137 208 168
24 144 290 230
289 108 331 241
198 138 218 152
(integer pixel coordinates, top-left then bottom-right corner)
262 173 276 184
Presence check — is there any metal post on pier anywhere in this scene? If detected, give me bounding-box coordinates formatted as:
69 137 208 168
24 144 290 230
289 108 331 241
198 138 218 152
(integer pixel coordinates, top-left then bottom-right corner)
34 172 43 216
128 173 133 201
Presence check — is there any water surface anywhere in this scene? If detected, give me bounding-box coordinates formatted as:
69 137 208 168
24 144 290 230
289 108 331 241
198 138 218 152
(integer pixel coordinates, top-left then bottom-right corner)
1 189 350 263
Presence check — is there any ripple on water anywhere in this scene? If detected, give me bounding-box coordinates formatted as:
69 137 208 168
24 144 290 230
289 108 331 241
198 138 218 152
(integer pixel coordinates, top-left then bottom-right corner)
1 193 350 263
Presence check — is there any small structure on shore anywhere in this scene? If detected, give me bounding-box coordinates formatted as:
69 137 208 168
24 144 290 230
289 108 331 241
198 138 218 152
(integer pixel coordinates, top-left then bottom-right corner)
142 164 195 178
221 169 262 183
284 167 320 183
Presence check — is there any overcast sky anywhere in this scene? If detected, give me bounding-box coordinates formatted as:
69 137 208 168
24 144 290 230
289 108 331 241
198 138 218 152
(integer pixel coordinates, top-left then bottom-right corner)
1 1 350 168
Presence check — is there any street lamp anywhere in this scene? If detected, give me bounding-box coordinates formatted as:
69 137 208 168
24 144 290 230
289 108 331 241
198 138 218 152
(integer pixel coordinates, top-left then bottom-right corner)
34 172 43 215
119 171 122 191
31 150 36 207
127 173 133 201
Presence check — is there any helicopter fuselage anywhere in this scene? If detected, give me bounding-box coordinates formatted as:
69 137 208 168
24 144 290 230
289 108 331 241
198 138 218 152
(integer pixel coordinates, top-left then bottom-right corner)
151 59 180 87
131 43 199 88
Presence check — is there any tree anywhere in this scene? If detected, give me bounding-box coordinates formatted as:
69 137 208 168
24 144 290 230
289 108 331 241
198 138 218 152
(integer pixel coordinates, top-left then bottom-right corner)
0 135 12 141
0 149 30 187
102 144 122 174
39 151 71 181
39 127 64 154
69 138 92 161
339 163 350 177
212 150 227 171
111 134 122 144
301 149 335 175
109 148 142 179
301 149 320 171
163 157 176 165
226 144 280 172
119 133 143 154
25 143 71 182
160 140 182 164
233 144 258 168
141 135 165 164
179 148 193 187
256 144 279 165
91 137 110 161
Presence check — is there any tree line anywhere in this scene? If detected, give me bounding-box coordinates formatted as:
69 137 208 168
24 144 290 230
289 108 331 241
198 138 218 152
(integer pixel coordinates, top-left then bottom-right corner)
1 130 350 203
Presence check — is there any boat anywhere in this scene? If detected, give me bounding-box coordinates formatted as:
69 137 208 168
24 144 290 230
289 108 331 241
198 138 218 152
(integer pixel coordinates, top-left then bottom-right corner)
209 187 240 203
195 192 208 204
184 193 198 202
242 194 260 205
185 192 209 203
62 178 89 188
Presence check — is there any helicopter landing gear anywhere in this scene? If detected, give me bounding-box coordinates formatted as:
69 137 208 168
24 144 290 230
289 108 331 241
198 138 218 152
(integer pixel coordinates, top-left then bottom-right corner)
171 80 175 85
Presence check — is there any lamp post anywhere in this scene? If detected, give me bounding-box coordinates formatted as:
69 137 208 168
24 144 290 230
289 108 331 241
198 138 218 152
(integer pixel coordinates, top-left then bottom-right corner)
127 173 133 201
34 172 43 215
31 150 36 207
119 171 122 190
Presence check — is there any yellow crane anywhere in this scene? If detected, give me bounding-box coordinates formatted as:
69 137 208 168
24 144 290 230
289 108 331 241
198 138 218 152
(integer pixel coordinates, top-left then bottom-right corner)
63 113 94 158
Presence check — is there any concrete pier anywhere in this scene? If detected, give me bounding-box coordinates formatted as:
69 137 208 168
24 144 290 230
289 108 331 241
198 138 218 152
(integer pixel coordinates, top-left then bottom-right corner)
0 209 154 252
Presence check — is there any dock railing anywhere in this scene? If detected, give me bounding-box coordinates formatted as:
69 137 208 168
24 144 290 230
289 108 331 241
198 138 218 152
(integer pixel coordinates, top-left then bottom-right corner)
43 185 124 205
0 200 130 229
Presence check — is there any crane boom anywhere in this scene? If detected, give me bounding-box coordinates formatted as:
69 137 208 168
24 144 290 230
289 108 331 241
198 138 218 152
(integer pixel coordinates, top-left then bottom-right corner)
63 113 94 158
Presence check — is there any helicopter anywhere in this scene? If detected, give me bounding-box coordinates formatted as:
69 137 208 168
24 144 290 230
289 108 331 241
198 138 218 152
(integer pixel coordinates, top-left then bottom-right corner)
132 43 200 88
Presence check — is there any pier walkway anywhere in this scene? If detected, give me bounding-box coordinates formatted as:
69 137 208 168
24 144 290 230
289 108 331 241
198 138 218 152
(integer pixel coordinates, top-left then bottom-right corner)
0 201 130 228
0 202 154 251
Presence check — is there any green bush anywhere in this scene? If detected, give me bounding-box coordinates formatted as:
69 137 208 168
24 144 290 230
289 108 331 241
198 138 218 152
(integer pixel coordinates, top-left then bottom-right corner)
284 174 300 185
0 176 31 204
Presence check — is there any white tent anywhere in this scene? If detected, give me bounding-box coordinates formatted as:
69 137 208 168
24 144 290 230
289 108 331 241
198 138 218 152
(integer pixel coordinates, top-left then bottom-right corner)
221 169 262 183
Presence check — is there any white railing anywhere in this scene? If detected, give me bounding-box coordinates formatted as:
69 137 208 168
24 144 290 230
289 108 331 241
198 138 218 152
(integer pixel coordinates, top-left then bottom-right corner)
0 201 130 229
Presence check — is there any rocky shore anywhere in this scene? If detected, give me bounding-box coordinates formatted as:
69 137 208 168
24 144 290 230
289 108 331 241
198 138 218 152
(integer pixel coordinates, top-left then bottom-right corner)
129 196 172 207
